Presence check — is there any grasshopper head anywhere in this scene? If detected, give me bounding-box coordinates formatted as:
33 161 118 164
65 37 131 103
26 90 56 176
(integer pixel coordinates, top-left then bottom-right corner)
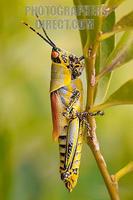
51 47 70 65
51 47 84 70
61 169 78 192
51 47 62 63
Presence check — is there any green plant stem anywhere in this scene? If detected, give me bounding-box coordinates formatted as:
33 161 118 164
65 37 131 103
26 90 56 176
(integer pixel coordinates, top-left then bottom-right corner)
85 21 120 200
115 162 133 182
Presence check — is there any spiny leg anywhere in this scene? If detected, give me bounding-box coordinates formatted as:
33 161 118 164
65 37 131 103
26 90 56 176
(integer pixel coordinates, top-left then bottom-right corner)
63 108 104 123
66 89 80 112
76 110 104 136
76 112 91 132
72 60 85 79
79 111 104 117
68 54 85 79
82 118 91 132
63 89 80 119
79 56 84 61
88 110 104 116
62 88 104 121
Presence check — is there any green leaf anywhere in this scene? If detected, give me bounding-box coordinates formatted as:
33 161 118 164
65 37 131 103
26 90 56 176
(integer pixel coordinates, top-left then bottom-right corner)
94 11 115 103
73 0 101 48
73 0 87 47
100 11 133 40
90 79 133 111
73 0 107 105
100 12 115 70
97 31 133 80
73 0 115 103
115 11 133 31
105 0 126 13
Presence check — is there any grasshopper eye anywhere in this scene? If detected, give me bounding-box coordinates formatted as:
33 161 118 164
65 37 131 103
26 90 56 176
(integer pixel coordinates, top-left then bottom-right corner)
51 51 59 58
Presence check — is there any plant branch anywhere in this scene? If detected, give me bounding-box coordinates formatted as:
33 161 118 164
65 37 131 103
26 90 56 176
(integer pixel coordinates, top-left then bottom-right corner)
114 162 133 182
85 15 120 200
87 135 120 200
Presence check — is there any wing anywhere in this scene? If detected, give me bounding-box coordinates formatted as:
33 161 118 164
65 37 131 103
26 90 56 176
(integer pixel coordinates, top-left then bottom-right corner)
65 117 80 169
50 91 67 141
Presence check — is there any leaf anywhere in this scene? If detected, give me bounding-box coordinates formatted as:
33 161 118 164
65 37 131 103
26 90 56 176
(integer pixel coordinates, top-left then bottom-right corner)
73 0 87 47
97 31 133 80
100 12 115 70
73 0 106 105
114 11 133 31
90 79 133 111
100 11 133 40
94 11 115 103
105 0 126 13
73 0 101 48
73 0 115 103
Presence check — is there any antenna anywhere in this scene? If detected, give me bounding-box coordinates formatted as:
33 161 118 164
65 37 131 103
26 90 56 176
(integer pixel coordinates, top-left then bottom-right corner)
22 21 55 48
35 13 56 48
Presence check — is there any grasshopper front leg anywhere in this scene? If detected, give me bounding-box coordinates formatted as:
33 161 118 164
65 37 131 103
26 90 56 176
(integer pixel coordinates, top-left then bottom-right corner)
63 89 80 117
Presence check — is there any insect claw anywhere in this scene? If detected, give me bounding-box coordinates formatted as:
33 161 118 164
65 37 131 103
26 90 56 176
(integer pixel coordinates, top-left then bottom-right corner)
97 110 104 116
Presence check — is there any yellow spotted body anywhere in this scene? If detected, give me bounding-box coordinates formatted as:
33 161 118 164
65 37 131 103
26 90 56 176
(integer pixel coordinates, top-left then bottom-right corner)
50 54 84 191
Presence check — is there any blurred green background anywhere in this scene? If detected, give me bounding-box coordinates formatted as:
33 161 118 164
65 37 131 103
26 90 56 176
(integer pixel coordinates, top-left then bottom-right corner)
0 0 133 200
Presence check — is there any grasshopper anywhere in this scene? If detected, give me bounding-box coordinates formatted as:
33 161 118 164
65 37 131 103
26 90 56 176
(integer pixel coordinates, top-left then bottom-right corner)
23 14 103 192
